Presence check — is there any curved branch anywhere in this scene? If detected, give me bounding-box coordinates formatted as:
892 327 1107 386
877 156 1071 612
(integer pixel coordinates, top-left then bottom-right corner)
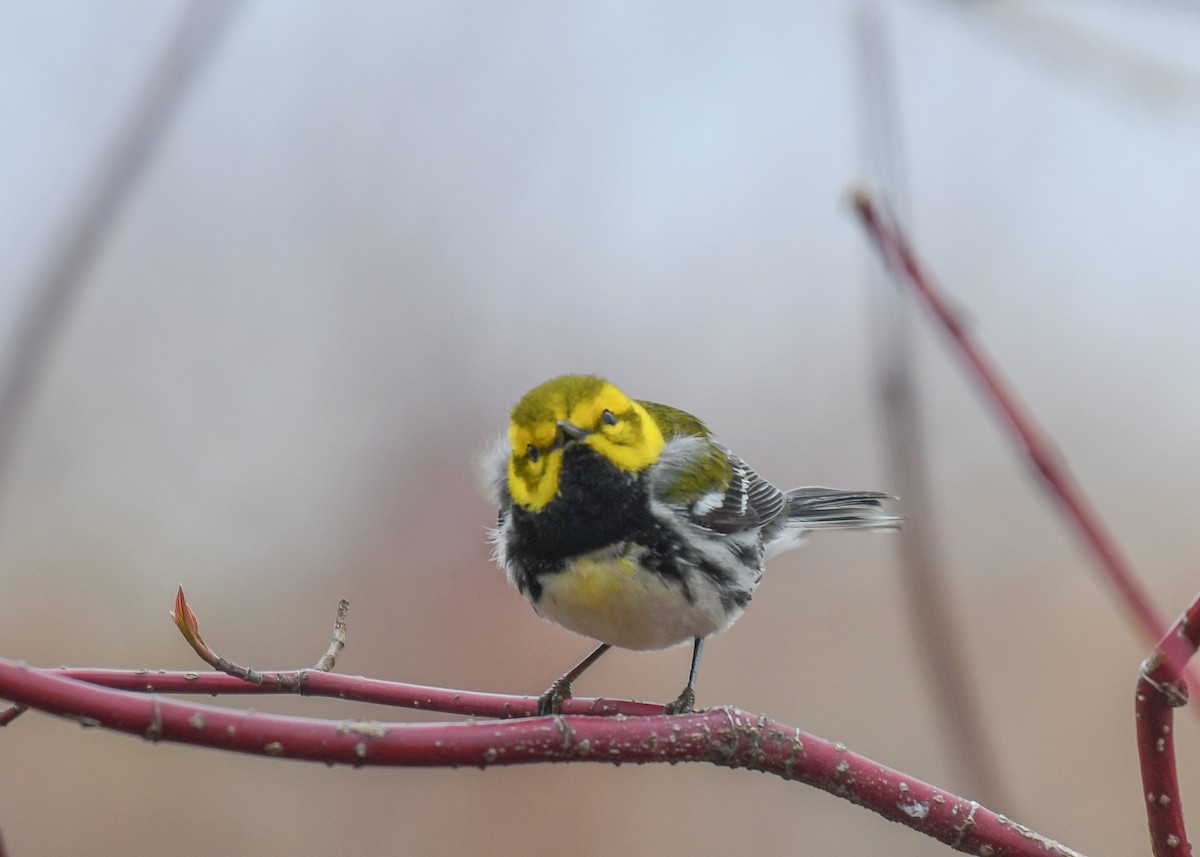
1137 591 1200 856
0 658 1085 857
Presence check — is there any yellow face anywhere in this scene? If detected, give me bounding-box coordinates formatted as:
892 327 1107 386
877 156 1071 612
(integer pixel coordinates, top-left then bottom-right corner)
506 375 665 511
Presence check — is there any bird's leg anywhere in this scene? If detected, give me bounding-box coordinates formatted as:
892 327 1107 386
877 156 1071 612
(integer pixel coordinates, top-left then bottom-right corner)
664 637 705 714
536 642 611 715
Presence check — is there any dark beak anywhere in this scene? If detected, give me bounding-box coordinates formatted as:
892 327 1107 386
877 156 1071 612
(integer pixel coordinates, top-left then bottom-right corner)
555 420 591 446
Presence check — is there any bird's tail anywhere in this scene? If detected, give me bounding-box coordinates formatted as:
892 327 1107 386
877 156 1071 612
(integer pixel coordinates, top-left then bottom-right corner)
784 487 901 531
764 487 900 559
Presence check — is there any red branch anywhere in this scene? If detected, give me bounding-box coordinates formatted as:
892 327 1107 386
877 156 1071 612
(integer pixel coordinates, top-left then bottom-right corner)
43 667 662 718
0 657 1084 857
1137 592 1200 856
851 191 1195 686
0 588 657 722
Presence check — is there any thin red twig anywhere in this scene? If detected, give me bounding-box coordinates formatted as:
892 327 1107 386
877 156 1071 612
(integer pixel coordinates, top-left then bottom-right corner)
41 667 662 718
314 599 349 671
0 658 1085 857
161 587 660 717
170 585 264 683
851 191 1195 686
1137 591 1200 857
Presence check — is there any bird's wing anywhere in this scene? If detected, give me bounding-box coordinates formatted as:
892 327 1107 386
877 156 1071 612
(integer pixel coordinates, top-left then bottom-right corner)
648 435 785 535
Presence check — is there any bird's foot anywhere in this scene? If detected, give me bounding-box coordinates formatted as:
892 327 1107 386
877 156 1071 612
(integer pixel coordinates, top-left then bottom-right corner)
536 676 573 716
663 685 695 715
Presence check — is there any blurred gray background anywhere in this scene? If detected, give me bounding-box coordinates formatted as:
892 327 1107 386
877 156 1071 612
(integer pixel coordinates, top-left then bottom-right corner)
2 2 1199 855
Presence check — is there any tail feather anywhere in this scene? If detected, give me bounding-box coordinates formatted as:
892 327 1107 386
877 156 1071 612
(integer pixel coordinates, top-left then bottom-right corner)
783 487 901 531
763 486 900 559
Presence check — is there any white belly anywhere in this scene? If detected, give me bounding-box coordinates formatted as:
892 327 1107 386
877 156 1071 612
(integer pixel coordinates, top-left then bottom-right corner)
533 547 739 650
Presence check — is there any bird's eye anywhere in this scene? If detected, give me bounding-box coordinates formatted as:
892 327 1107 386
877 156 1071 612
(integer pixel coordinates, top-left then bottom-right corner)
526 443 540 463
600 409 618 427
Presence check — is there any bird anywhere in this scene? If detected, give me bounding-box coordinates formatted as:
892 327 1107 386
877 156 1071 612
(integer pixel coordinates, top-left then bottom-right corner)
485 374 898 715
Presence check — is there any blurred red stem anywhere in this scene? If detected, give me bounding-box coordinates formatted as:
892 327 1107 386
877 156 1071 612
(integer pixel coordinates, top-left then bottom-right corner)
855 11 1008 807
0 658 1084 857
852 191 1192 684
1137 592 1200 857
0 1 240 506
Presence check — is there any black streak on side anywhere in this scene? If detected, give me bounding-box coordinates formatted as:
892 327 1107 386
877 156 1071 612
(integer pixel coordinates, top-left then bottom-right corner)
505 443 693 603
730 540 762 568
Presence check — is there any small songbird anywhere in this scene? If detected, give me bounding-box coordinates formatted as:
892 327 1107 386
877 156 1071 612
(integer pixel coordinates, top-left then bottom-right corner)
486 374 898 715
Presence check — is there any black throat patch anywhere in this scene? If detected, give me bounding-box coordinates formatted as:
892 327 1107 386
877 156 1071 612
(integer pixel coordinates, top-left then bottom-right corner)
509 444 649 565
504 443 700 603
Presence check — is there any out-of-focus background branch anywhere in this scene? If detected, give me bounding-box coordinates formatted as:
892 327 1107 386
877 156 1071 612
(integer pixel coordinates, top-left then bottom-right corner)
0 0 240 507
1 2 1198 855
855 7 1010 812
